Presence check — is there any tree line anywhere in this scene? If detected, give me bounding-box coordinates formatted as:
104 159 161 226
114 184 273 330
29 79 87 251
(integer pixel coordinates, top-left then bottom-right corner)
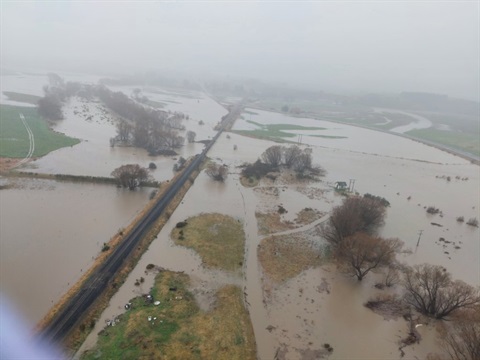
242 145 326 181
36 73 195 157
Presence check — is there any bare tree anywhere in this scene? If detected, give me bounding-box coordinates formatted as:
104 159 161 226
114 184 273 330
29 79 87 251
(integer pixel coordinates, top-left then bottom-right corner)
441 307 480 360
111 164 149 190
403 264 480 319
186 130 196 143
293 151 312 173
383 263 402 287
38 95 63 120
283 145 302 168
321 196 387 245
116 120 133 141
205 163 228 182
335 233 402 281
261 145 283 167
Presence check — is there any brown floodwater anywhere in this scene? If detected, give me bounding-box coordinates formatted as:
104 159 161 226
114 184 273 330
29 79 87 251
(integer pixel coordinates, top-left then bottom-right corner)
79 124 478 359
3 74 477 359
21 92 228 182
0 178 151 324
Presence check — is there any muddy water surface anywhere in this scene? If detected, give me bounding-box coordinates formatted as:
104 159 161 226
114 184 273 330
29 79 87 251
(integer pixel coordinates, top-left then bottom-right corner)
5 74 475 359
21 91 227 181
77 118 478 359
0 178 151 324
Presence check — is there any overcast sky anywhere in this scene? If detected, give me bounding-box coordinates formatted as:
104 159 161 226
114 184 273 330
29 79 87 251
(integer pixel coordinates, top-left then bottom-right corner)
1 1 479 99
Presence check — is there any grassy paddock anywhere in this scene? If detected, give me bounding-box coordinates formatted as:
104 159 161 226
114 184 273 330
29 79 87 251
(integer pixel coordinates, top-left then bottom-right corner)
81 271 256 360
171 213 245 272
3 91 41 105
232 120 328 143
0 105 79 158
407 128 480 158
258 232 329 284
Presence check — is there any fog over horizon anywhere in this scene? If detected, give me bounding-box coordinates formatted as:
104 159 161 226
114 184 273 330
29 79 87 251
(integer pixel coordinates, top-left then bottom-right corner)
1 1 479 100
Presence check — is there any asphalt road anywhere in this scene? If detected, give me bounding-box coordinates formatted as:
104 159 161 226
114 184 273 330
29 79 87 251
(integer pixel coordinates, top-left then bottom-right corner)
41 101 243 344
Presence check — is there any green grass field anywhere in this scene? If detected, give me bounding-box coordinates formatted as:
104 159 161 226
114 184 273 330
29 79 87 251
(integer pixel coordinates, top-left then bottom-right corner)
407 128 480 158
3 91 41 105
81 271 256 360
0 104 79 158
233 120 327 142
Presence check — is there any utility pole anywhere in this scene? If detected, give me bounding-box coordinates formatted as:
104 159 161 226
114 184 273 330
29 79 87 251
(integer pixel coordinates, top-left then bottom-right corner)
416 230 424 248
349 179 356 193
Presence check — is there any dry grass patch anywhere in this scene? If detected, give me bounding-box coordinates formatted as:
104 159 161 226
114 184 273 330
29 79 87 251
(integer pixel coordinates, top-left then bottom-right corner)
256 211 294 235
81 271 256 360
295 208 326 225
258 232 328 284
171 213 245 272
256 208 325 235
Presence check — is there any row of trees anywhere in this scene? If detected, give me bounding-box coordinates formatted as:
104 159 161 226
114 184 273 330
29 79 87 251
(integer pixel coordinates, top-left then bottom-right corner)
37 73 94 120
242 145 325 180
97 86 187 155
37 74 191 157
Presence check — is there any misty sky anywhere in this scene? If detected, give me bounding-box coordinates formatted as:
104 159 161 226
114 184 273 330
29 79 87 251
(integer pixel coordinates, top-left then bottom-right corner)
1 1 479 99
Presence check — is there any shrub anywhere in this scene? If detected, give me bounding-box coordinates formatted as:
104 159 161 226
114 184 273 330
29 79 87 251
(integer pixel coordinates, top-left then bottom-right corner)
466 218 479 227
101 243 110 252
457 216 465 222
364 193 390 207
176 221 187 228
426 206 440 214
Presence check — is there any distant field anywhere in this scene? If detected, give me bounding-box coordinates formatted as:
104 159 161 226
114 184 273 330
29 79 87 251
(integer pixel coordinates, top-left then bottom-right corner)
252 98 479 159
407 128 480 158
0 105 79 158
233 120 327 142
3 91 41 105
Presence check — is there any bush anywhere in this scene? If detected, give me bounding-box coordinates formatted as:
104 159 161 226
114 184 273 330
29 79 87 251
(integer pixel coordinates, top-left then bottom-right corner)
426 206 440 214
364 193 390 207
457 216 465 222
205 163 228 182
466 218 479 227
176 221 187 228
101 243 110 252
241 160 276 179
148 162 157 170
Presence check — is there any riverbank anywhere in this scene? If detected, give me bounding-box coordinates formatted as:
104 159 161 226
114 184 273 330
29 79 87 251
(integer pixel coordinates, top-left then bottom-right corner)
247 104 480 165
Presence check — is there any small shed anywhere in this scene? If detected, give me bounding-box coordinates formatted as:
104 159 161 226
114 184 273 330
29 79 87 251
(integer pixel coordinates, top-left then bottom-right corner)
335 181 348 190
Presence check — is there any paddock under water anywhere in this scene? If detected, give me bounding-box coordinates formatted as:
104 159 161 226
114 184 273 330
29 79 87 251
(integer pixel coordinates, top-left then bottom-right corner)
0 179 151 324
1 74 478 358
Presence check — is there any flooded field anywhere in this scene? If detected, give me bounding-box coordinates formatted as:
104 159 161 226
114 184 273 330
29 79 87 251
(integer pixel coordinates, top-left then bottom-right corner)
19 92 227 181
0 178 151 324
79 113 478 359
1 73 478 359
